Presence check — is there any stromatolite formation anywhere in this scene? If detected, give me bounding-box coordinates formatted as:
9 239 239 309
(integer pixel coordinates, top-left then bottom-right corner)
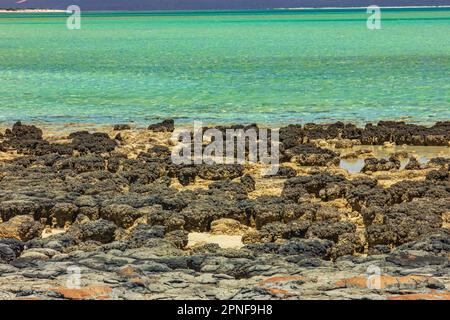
0 120 448 300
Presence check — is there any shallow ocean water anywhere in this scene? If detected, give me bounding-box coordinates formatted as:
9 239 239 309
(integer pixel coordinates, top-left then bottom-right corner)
0 8 449 126
339 145 450 173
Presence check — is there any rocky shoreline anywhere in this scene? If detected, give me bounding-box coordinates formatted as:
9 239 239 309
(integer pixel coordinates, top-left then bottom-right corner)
0 120 448 300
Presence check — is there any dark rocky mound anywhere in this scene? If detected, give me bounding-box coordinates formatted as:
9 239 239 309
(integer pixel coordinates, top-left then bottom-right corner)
361 156 401 173
148 119 175 132
113 124 131 131
278 121 450 147
0 121 449 300
283 145 340 166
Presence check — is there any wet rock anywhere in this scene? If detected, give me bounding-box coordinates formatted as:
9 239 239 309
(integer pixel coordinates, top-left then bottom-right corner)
240 174 256 193
426 169 449 182
368 245 391 255
362 156 401 173
25 231 78 252
50 285 113 300
106 153 128 173
429 157 450 169
54 155 105 173
164 230 189 249
303 122 362 141
329 232 365 260
393 230 450 255
0 215 43 241
335 139 359 149
0 121 48 154
346 184 391 212
144 206 185 232
145 145 171 159
247 238 332 259
341 149 373 159
20 250 50 261
113 124 131 131
0 122 448 299
180 194 247 232
387 291 450 300
49 203 79 228
74 195 98 208
405 157 422 170
361 121 449 146
306 221 356 243
266 166 297 178
100 204 142 229
253 196 306 229
0 244 18 264
282 173 348 202
258 221 311 242
386 251 449 268
148 119 175 133
0 238 24 263
279 125 303 149
126 224 166 248
391 151 409 159
365 199 448 247
177 167 197 186
69 131 117 154
284 144 340 166
121 160 166 185
336 274 443 291
208 179 248 196
387 179 450 204
68 219 117 243
5 121 43 140
210 219 250 236
0 200 40 222
197 164 244 181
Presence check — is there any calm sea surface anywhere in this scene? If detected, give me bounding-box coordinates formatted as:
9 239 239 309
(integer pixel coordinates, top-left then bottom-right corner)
0 8 449 126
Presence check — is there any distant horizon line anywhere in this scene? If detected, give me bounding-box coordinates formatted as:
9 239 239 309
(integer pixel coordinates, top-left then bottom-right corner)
2 5 450 10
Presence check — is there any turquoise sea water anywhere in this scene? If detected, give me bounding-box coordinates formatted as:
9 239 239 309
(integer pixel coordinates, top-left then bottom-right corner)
0 8 449 126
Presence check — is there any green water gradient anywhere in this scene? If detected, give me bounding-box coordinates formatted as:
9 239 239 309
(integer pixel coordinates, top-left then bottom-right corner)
0 8 449 126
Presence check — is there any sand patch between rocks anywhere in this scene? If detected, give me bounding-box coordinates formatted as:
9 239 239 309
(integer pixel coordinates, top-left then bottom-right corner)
187 232 244 249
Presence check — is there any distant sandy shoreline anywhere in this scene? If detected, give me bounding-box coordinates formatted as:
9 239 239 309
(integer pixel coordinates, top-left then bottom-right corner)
0 5 449 14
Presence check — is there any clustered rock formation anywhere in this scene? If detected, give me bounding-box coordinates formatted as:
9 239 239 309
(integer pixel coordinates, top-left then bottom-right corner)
0 120 448 300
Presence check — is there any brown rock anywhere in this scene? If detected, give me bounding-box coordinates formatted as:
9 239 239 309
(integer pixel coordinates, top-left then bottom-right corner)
51 285 113 300
0 215 43 241
259 276 305 297
210 219 250 236
118 265 140 278
336 275 442 290
388 290 450 300
261 275 305 284
242 229 263 244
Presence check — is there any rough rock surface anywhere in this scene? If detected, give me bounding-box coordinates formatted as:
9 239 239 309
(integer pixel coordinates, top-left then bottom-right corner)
0 215 43 241
147 119 175 133
0 121 448 300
